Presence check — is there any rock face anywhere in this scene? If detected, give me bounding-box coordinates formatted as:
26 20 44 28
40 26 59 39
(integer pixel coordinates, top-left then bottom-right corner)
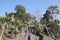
43 36 54 40
16 33 55 40
2 23 57 40
2 33 55 40
2 26 56 40
30 34 39 40
16 33 39 40
16 26 55 40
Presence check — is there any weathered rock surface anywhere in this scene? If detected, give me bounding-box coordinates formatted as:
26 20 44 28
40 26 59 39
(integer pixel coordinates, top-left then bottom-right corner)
43 36 54 40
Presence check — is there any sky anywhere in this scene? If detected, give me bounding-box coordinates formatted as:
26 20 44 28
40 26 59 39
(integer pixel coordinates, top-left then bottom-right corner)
0 0 60 18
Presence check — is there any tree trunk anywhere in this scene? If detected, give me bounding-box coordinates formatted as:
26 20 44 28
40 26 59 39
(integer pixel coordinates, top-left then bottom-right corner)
0 22 6 40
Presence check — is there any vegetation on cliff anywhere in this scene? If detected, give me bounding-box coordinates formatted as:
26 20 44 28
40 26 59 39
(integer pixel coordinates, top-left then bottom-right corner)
0 5 60 40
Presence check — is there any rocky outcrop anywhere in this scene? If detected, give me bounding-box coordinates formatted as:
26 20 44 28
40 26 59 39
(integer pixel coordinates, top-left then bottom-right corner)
43 36 54 40
1 23 59 40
